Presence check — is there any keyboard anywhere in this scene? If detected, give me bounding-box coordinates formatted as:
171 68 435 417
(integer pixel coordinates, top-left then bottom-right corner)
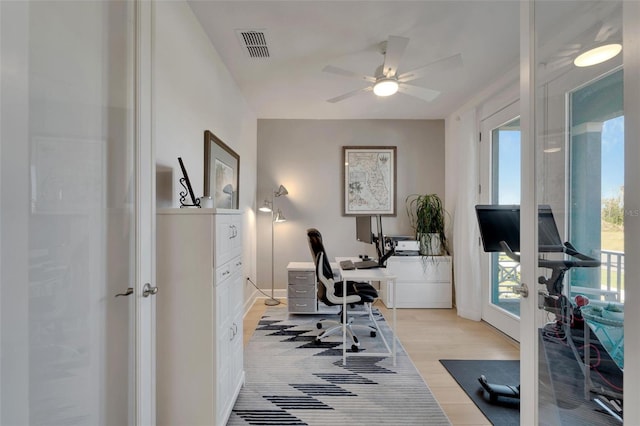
354 260 379 269
339 260 356 270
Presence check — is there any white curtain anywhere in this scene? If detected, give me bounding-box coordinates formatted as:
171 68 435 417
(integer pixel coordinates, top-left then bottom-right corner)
451 108 482 320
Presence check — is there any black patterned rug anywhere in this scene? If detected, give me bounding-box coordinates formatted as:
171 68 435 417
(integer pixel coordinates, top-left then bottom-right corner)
228 306 450 425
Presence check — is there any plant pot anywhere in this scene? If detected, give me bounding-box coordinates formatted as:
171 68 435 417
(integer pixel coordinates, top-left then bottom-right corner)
419 233 442 256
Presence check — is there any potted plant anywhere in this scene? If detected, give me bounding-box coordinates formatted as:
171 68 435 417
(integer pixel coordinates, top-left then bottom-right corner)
405 193 448 256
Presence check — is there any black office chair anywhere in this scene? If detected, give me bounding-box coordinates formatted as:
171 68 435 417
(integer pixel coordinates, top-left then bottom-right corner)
307 228 379 352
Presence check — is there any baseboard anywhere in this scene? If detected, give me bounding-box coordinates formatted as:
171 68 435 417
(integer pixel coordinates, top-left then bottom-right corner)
243 288 287 317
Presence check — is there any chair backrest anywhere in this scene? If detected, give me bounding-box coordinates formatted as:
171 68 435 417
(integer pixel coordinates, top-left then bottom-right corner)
307 228 333 281
307 228 362 306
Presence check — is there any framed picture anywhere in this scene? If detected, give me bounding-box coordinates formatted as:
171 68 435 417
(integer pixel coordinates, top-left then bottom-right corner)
342 146 397 216
204 130 239 209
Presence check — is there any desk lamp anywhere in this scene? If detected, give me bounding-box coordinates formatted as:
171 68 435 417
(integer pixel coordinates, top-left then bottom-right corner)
260 184 288 305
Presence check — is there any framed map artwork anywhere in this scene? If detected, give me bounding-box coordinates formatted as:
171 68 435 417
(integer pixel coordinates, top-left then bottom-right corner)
342 146 397 216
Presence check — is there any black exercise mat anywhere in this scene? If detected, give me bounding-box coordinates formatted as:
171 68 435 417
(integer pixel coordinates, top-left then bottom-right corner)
440 359 519 426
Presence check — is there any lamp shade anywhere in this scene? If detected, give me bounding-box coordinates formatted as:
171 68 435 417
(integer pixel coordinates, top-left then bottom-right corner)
274 209 286 223
275 184 288 197
259 200 272 212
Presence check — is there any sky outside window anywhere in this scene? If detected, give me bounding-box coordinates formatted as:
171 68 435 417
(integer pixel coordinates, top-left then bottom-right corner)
496 129 521 204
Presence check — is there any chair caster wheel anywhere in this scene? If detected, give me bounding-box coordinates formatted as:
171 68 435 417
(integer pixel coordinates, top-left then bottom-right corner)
370 331 377 338
351 344 359 352
316 322 322 329
314 338 322 345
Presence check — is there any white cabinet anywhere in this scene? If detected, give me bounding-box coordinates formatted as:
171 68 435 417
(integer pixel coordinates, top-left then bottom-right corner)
156 209 244 426
381 256 452 308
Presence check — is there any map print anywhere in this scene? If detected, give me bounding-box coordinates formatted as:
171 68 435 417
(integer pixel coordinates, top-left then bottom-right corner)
345 149 394 214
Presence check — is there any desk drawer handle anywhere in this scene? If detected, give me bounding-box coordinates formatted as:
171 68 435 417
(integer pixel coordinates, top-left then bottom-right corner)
295 275 310 280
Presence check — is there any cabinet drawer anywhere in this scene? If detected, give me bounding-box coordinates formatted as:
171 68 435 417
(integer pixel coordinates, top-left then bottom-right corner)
216 263 233 285
386 257 451 282
380 281 452 308
216 255 242 287
230 256 243 276
288 299 317 313
288 283 315 299
288 271 315 285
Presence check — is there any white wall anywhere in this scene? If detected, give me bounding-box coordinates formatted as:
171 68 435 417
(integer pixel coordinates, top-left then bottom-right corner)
256 119 445 294
444 68 518 318
153 1 258 296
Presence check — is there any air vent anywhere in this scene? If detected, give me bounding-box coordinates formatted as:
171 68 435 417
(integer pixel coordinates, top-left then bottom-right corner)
236 29 270 58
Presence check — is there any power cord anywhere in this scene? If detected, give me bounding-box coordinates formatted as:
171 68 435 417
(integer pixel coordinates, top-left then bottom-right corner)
246 277 287 305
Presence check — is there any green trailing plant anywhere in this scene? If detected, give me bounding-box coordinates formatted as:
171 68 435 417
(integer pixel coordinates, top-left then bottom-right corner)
405 193 449 256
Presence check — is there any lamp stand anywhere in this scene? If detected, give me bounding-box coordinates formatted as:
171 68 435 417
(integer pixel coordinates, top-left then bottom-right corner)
265 198 281 306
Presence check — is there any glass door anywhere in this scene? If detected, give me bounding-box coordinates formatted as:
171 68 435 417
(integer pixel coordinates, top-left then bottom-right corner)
520 1 629 423
480 103 521 340
1 1 154 423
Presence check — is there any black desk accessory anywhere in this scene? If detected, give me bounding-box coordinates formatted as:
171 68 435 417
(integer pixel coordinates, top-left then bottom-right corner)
178 157 200 208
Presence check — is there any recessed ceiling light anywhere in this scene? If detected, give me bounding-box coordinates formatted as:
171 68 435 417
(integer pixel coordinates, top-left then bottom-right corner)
373 78 399 97
574 44 622 67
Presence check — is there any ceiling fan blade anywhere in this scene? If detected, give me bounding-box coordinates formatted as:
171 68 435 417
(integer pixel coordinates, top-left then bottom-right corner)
593 21 617 43
397 53 463 83
326 86 373 103
322 65 376 83
397 83 440 102
382 36 410 78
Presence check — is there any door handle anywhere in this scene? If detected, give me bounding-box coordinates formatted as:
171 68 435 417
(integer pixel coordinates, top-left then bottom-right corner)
142 283 158 297
512 283 529 298
115 287 134 297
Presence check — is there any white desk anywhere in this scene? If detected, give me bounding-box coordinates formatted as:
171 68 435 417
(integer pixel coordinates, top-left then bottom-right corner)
336 257 397 366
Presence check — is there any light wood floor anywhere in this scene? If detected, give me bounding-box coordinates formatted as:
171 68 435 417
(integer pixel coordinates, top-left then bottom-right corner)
243 299 519 426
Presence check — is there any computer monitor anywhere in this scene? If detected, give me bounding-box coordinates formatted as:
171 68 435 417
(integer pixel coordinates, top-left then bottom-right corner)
475 204 564 253
355 215 373 244
355 215 394 266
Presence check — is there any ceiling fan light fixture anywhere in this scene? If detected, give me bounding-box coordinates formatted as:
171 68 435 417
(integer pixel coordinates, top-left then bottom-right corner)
574 43 622 67
373 78 399 97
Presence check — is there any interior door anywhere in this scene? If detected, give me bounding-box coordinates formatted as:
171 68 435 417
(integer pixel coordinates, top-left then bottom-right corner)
520 1 629 424
479 102 521 340
0 1 154 424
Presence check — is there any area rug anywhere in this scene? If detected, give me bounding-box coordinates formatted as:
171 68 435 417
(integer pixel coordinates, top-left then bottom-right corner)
439 359 520 426
228 307 451 425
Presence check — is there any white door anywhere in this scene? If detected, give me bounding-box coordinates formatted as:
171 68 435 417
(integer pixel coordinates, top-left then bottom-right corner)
0 1 155 424
479 102 521 340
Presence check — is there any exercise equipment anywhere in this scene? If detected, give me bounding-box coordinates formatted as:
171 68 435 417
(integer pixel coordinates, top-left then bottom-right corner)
474 205 600 404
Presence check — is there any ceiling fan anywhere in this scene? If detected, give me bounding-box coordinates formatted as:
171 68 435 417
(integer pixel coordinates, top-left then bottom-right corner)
322 35 462 103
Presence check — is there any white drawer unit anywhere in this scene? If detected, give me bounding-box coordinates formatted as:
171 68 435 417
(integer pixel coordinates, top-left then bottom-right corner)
156 208 244 426
381 256 452 308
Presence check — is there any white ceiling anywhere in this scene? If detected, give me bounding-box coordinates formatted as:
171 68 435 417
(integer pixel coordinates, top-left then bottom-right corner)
188 1 521 119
